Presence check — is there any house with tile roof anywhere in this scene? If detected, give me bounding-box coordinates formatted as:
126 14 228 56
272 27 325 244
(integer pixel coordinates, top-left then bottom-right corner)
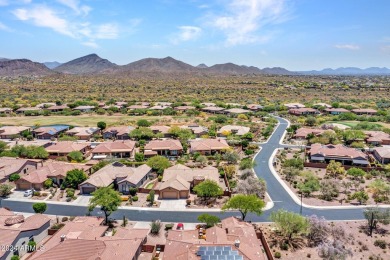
163 216 267 260
294 128 335 139
289 107 320 116
0 157 42 182
46 104 69 112
65 127 100 140
150 125 171 137
218 125 250 137
15 107 42 114
180 124 208 137
0 208 50 260
284 103 305 109
72 105 95 112
144 139 183 157
32 125 70 140
189 138 230 155
0 126 31 139
79 162 151 194
224 108 251 115
324 108 350 115
0 107 12 114
246 104 263 111
45 141 90 159
202 106 225 114
157 164 224 199
373 147 390 164
29 216 149 260
352 108 377 115
15 162 91 190
102 126 135 140
174 105 196 112
308 143 369 165
364 131 390 146
91 140 136 159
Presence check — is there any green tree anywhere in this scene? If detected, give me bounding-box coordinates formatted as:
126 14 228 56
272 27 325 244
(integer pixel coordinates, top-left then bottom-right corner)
351 191 369 205
326 160 345 179
97 121 106 131
222 194 265 221
137 119 152 127
320 180 339 201
32 202 47 214
193 180 223 201
88 186 122 225
223 150 239 164
129 127 154 140
282 158 304 170
342 130 366 144
0 140 8 153
44 178 53 189
0 184 12 197
239 158 256 170
195 155 208 166
135 152 145 162
64 169 87 189
346 168 365 180
68 151 84 162
146 156 171 174
364 207 390 236
9 173 20 182
368 179 390 203
269 209 310 245
298 173 320 197
149 190 155 206
197 213 221 228
305 116 317 126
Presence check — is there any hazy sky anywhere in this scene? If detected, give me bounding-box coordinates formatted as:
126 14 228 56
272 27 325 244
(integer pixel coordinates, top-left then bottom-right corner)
0 0 389 70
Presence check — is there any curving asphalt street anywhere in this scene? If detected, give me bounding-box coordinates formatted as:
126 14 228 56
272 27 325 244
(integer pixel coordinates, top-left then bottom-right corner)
0 117 366 222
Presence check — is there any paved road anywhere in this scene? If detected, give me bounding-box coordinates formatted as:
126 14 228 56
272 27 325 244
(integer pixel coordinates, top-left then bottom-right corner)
0 117 366 222
253 116 365 221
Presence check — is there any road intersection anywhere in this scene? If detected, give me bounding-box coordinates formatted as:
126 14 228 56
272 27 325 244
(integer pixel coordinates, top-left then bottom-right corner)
0 117 375 222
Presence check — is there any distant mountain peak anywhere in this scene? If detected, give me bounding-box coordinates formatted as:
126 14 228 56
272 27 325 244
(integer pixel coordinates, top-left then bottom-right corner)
43 61 62 69
197 63 208 68
54 54 118 74
0 59 56 76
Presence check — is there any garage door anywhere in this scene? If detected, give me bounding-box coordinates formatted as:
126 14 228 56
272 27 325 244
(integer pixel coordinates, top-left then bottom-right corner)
17 183 31 190
162 191 178 199
179 191 188 199
81 187 96 194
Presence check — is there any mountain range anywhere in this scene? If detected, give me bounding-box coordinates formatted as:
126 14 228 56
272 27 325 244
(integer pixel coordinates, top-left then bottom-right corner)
0 54 389 76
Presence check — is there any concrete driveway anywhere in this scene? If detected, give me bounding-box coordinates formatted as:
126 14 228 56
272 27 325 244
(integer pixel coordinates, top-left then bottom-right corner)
10 190 29 199
72 195 91 205
159 199 187 210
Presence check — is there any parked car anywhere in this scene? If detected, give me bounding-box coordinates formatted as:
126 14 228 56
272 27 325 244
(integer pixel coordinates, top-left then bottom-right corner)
176 223 184 230
23 190 33 197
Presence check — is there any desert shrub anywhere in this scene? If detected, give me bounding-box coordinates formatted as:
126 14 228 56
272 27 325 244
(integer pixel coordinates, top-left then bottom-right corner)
129 187 138 196
165 223 174 230
274 252 281 258
374 240 387 249
150 220 162 235
132 196 138 201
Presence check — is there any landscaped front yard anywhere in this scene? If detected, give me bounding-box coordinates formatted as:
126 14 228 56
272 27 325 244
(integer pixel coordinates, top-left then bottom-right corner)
275 148 390 207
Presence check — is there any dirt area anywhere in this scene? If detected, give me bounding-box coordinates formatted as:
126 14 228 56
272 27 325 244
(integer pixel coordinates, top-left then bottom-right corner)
46 188 78 202
259 221 390 260
275 149 389 207
121 192 161 208
186 194 229 209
